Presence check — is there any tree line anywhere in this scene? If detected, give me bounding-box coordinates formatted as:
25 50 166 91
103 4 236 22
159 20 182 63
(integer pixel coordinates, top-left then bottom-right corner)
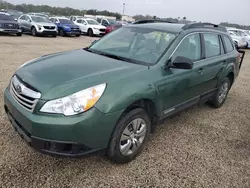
0 1 122 19
1 1 249 29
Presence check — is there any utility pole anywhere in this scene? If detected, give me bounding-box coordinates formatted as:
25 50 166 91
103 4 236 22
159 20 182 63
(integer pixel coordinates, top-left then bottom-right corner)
122 2 125 16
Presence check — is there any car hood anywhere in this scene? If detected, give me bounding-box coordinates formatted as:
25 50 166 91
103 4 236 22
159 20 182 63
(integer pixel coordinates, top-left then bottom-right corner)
90 24 106 29
0 20 18 24
61 24 79 28
16 49 147 100
34 22 56 26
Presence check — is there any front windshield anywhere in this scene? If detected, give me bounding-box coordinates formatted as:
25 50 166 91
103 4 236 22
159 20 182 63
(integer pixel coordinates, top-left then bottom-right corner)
89 27 177 65
0 14 14 21
108 19 117 25
31 16 50 23
86 19 99 25
59 19 73 24
8 11 23 18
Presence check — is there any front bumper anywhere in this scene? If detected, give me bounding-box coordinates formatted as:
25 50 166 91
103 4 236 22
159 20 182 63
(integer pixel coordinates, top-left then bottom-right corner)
0 28 22 34
93 29 105 35
65 30 81 36
37 29 57 36
4 88 123 157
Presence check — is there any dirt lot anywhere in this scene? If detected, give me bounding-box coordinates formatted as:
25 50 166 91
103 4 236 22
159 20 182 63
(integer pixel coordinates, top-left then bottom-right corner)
0 35 250 188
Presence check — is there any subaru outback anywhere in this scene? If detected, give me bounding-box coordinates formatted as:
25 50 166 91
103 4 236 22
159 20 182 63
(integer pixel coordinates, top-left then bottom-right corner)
4 22 243 164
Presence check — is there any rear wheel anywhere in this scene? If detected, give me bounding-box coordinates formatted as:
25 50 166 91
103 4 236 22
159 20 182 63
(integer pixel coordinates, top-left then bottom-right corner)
31 27 37 37
209 77 231 108
87 28 94 37
108 108 151 164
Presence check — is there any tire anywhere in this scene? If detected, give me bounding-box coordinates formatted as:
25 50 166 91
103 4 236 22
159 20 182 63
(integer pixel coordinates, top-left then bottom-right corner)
16 32 22 36
76 34 80 37
108 108 151 164
87 29 94 37
59 29 65 37
209 77 231 108
52 34 57 38
31 27 37 37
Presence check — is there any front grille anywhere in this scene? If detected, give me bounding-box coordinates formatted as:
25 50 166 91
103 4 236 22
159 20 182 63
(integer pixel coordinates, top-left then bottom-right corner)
43 26 55 30
99 29 105 32
3 23 19 29
10 76 41 112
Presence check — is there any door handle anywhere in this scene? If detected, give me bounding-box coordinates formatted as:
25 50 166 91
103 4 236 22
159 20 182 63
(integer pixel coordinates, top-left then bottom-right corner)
197 68 203 75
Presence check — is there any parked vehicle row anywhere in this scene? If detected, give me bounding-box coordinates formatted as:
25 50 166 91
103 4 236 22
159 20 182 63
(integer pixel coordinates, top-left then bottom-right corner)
226 28 250 49
227 28 250 49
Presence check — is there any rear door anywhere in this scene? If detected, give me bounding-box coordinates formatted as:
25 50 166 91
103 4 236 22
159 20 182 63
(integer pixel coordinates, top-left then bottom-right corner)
199 33 228 92
18 15 27 30
24 15 32 31
81 20 88 33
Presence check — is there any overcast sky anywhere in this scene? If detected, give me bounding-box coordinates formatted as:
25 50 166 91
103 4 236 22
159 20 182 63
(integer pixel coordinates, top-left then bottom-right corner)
7 0 250 25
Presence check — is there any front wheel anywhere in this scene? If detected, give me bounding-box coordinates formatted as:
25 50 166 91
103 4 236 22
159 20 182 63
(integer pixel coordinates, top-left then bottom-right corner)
16 32 22 36
31 27 37 37
87 29 94 37
59 29 65 37
209 77 231 108
108 108 151 164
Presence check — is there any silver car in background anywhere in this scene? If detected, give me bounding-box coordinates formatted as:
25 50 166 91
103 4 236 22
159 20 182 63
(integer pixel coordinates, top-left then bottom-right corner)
227 29 247 49
18 14 57 37
228 28 250 49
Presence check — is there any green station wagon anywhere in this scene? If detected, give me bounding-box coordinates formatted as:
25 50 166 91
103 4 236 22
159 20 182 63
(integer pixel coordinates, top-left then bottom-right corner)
4 22 243 163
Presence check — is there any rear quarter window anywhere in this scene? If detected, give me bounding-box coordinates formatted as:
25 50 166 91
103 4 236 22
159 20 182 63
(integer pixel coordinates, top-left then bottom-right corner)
223 36 234 53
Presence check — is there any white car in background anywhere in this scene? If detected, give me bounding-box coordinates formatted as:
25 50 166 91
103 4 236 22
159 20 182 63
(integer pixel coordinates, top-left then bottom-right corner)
228 28 250 48
227 30 247 49
74 18 106 37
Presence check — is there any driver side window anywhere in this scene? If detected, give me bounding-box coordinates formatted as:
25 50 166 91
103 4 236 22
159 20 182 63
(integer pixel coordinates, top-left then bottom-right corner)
172 33 201 61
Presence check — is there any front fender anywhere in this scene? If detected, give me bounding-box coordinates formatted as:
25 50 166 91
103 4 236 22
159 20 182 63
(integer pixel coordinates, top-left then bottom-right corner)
95 77 157 114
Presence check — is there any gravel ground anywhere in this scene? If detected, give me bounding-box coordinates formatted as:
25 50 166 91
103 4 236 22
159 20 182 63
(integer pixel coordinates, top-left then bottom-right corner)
0 35 250 188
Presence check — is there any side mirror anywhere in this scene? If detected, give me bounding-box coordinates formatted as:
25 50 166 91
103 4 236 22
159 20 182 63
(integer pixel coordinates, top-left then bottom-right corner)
28 19 32 22
169 56 193 69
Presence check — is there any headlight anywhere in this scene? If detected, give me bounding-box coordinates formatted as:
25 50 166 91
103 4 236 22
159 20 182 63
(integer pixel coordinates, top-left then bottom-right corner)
93 27 99 30
37 24 42 30
40 83 106 116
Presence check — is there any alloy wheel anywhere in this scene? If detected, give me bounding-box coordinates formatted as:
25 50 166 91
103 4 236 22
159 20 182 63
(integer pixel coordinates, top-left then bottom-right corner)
119 118 147 156
218 82 229 103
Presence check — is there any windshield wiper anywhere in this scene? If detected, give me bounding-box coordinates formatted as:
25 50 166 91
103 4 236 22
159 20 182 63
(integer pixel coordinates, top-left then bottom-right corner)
83 48 148 66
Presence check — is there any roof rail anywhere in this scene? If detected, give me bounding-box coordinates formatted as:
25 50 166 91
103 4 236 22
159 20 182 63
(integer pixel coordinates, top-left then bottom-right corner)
133 19 176 24
182 22 227 32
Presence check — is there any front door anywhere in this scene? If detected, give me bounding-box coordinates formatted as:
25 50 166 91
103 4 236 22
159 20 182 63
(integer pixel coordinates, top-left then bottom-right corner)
157 33 205 117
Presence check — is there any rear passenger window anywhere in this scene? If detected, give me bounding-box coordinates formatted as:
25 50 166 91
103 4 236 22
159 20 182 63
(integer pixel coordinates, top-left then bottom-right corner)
223 36 234 53
172 33 201 61
203 33 220 58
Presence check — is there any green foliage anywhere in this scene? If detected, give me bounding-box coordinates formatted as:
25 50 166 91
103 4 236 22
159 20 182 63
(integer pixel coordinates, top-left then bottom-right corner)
220 22 250 30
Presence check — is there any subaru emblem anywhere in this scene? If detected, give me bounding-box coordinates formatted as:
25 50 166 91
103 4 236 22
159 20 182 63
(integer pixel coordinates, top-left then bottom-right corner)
16 85 22 94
